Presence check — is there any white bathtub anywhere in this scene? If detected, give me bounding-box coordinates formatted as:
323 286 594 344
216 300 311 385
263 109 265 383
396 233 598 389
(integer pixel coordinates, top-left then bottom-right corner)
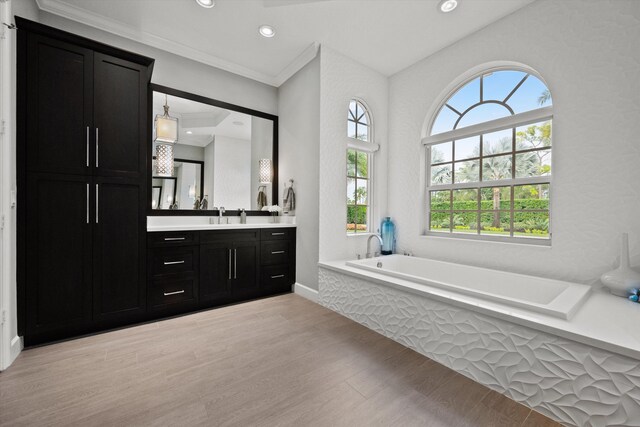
345 255 591 320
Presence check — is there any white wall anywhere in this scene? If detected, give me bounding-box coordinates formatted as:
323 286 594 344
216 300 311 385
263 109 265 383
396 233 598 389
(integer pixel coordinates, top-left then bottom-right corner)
318 46 389 262
213 136 251 210
278 56 320 290
388 0 640 285
173 144 204 162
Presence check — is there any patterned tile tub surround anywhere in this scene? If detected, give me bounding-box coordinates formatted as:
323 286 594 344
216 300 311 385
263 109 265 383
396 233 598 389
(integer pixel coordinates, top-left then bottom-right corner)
318 267 640 427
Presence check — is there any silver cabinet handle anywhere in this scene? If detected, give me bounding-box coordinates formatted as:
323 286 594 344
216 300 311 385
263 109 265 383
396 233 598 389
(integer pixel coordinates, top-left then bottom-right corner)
271 250 285 254
271 232 285 236
234 248 237 279
164 237 185 241
95 128 99 167
163 260 185 265
164 290 184 296
228 249 232 280
95 184 99 224
271 275 285 279
86 183 89 224
86 126 89 167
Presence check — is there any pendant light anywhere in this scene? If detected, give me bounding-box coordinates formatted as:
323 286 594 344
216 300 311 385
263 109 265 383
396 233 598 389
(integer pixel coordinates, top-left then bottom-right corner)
154 94 178 177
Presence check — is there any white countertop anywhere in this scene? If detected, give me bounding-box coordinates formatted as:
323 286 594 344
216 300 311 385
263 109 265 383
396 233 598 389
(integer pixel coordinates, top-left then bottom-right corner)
147 215 297 232
319 259 640 361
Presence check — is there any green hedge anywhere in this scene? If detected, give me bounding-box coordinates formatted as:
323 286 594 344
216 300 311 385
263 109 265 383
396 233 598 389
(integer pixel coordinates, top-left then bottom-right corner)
347 205 368 225
431 199 549 211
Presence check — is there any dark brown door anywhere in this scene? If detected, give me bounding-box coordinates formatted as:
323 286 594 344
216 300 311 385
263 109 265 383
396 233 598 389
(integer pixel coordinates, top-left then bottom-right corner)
92 178 146 322
25 34 93 175
200 242 232 301
93 53 147 178
25 174 92 340
232 241 259 296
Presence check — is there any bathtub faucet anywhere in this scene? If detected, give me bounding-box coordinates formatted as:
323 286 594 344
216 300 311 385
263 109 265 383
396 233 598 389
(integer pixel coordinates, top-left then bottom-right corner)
366 234 383 259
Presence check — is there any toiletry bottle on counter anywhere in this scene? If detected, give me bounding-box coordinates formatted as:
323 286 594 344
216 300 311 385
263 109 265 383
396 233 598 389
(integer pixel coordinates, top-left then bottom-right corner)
381 217 395 255
240 208 247 224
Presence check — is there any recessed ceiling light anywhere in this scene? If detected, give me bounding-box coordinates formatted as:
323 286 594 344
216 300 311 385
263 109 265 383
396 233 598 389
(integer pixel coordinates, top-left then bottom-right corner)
259 25 276 38
196 0 214 9
438 0 458 13
186 130 193 134
233 121 244 126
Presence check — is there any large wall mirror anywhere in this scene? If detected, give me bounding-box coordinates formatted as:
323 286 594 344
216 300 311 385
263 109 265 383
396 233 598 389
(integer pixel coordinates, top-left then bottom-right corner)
148 84 278 215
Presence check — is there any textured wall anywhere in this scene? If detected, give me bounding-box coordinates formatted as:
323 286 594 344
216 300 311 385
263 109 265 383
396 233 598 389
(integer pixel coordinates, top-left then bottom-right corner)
278 57 321 289
319 268 640 427
387 0 640 285
319 46 389 261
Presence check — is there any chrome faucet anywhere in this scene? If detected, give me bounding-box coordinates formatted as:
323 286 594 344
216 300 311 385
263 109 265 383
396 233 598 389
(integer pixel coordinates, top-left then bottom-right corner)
218 207 226 224
366 234 383 259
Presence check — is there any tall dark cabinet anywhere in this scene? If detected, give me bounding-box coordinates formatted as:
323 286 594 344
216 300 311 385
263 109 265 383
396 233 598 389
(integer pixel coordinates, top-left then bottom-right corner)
17 17 154 345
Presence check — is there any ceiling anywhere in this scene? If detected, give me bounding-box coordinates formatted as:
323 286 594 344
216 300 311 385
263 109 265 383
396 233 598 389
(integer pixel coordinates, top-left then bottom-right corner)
153 93 252 145
36 0 534 87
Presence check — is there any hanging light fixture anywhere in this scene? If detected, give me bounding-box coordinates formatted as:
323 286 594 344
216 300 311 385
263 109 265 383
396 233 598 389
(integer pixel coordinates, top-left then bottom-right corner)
154 94 178 177
259 159 272 184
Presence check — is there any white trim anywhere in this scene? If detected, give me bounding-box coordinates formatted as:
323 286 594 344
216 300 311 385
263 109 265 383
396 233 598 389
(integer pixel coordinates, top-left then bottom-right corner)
8 335 22 366
422 106 553 146
35 0 319 87
346 138 379 153
293 282 319 303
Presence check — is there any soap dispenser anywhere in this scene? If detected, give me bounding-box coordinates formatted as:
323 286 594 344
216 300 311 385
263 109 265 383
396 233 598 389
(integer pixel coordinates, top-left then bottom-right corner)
240 208 247 224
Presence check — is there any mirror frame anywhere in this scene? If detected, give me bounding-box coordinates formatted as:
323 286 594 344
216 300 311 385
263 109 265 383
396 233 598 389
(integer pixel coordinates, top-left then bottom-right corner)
147 83 278 216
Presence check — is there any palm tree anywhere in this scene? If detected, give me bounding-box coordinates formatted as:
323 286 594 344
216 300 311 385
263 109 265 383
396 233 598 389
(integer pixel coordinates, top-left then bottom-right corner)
430 147 451 184
538 89 551 106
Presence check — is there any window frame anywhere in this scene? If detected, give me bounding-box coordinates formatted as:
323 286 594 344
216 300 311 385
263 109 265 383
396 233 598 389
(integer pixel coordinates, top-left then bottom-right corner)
346 99 377 235
424 70 553 246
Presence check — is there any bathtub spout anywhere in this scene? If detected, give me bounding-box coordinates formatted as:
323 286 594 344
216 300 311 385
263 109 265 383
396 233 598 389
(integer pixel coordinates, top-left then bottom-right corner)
366 234 383 259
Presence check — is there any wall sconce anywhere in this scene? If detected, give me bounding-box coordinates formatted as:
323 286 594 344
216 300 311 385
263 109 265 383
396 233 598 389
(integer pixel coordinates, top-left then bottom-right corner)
259 159 272 184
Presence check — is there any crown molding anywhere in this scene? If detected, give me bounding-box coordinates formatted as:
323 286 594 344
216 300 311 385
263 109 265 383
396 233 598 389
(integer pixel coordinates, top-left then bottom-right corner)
35 0 319 87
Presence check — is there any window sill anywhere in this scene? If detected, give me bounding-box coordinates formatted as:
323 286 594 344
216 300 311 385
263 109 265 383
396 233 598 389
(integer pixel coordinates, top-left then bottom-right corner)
347 232 376 238
421 231 551 247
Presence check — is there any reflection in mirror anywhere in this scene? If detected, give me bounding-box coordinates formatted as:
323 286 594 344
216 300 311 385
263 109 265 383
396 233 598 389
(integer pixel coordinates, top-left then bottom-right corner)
151 90 274 211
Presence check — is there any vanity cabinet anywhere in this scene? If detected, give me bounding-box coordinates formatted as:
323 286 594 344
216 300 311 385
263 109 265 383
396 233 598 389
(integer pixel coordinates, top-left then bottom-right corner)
17 18 154 345
147 228 294 316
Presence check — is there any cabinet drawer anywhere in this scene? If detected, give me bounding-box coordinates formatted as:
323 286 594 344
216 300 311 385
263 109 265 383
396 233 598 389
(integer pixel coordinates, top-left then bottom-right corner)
201 229 258 243
260 228 294 241
148 231 198 247
261 264 291 289
261 240 290 265
150 278 196 308
152 246 197 276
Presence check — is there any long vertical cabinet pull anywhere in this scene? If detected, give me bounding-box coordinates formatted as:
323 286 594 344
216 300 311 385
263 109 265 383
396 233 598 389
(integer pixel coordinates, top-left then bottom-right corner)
95 128 99 167
86 126 90 167
86 183 89 224
234 249 237 279
95 184 99 224
228 249 232 280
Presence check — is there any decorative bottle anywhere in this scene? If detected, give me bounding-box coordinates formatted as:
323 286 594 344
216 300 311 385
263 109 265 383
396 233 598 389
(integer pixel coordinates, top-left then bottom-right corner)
380 217 395 255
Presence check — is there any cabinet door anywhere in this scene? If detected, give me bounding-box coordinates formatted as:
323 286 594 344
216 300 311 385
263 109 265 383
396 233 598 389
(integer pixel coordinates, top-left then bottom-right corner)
25 174 92 341
232 241 259 296
93 53 147 178
26 34 93 175
200 242 232 302
93 178 146 322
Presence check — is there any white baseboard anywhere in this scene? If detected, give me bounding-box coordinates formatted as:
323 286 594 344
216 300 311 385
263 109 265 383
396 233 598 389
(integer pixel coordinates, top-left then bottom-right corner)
8 335 22 367
294 282 319 303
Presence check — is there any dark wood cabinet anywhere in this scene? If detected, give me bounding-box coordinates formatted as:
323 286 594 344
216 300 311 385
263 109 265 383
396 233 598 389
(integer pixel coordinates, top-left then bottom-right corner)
93 53 148 178
148 228 294 317
24 174 93 336
92 178 147 322
25 34 93 176
18 18 154 345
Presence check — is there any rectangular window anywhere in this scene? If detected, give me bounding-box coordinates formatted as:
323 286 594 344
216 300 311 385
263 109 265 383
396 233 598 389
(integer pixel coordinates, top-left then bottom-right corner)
426 121 551 242
347 149 370 233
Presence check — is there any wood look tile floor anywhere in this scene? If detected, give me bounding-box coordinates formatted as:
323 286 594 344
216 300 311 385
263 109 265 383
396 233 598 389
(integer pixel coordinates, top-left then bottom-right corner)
0 294 561 427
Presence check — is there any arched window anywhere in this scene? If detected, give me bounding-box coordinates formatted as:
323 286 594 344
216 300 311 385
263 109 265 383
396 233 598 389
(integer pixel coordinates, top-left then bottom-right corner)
347 99 377 234
424 69 553 244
